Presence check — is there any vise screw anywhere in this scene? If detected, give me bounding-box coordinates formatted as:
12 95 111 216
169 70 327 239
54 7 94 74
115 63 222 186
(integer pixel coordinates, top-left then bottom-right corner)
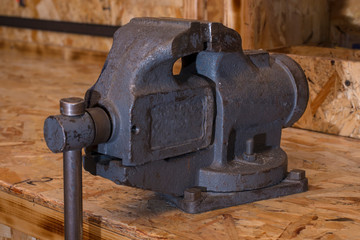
44 18 308 238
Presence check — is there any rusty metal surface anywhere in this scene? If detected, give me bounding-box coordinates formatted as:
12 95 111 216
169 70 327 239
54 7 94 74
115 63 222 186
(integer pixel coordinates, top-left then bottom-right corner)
44 112 95 153
44 18 309 214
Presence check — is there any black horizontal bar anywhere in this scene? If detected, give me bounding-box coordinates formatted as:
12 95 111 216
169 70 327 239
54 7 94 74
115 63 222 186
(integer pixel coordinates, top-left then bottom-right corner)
0 16 119 37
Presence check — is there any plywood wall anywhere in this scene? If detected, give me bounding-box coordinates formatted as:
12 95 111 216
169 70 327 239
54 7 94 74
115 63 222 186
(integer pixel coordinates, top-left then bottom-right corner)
0 0 330 52
0 0 188 52
0 27 113 52
0 0 184 25
222 0 330 49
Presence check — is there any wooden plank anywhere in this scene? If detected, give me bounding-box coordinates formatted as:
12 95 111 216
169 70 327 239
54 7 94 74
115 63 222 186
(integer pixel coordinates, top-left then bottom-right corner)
0 191 129 240
1 47 360 239
206 0 224 23
222 0 330 50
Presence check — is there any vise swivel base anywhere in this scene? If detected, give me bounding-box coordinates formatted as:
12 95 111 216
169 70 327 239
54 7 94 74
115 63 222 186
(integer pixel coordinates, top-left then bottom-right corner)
44 18 308 229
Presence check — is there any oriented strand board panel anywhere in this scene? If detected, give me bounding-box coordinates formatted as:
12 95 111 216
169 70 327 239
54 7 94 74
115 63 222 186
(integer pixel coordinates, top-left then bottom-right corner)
0 26 113 53
0 0 184 25
273 46 360 139
0 0 186 52
1 44 360 240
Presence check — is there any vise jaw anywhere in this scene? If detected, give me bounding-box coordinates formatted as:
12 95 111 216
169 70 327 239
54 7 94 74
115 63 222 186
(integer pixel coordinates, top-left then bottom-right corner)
44 18 308 214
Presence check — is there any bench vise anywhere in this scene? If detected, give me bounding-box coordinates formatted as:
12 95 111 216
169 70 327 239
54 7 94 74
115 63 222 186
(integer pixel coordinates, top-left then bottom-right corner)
44 17 308 237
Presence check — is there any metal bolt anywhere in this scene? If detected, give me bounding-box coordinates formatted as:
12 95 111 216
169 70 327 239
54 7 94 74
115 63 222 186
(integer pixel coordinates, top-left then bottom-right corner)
245 138 254 155
288 169 305 180
184 188 202 201
243 138 256 162
60 97 85 117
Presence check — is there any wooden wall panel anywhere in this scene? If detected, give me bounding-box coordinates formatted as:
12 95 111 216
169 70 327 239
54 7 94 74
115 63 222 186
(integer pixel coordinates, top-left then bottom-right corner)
0 0 331 52
0 26 113 53
206 0 224 23
329 0 360 48
0 0 185 53
184 0 207 20
0 0 184 25
221 0 330 50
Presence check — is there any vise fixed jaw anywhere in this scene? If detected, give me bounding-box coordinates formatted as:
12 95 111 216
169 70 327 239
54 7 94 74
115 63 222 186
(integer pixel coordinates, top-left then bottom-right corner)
44 18 309 216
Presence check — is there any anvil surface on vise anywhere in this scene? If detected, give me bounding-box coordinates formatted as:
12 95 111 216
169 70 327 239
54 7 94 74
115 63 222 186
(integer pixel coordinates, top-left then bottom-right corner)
44 18 309 214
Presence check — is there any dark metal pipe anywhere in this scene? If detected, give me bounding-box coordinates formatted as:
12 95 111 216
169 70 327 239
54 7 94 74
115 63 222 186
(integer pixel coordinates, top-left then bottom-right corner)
60 97 85 240
0 16 119 37
63 150 83 240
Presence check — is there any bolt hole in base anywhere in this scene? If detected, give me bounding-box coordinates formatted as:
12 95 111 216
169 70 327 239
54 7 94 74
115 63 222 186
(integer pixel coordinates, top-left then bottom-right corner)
131 125 140 134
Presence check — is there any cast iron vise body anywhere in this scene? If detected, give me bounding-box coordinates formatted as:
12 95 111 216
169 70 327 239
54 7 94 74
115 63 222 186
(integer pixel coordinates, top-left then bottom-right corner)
44 18 309 216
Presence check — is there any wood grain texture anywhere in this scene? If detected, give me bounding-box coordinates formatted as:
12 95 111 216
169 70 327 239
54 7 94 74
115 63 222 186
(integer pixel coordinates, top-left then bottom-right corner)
0 48 360 239
222 0 329 49
0 0 184 53
183 0 206 20
275 46 360 61
329 0 360 48
0 0 183 25
0 26 113 53
0 0 331 52
0 192 129 240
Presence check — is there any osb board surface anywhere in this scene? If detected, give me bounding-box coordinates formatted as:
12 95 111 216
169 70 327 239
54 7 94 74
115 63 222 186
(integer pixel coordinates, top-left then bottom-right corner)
0 49 360 239
0 26 113 53
0 0 184 53
276 47 360 139
0 0 183 25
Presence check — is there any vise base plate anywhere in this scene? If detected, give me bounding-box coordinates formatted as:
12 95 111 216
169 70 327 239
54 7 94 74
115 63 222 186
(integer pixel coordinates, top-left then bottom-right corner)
164 173 308 213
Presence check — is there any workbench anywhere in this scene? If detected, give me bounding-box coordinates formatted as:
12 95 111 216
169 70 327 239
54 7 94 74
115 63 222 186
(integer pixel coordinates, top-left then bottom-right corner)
0 48 360 239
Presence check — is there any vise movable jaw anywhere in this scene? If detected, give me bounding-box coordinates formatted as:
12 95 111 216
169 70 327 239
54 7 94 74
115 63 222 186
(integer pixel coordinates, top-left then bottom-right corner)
44 18 308 216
